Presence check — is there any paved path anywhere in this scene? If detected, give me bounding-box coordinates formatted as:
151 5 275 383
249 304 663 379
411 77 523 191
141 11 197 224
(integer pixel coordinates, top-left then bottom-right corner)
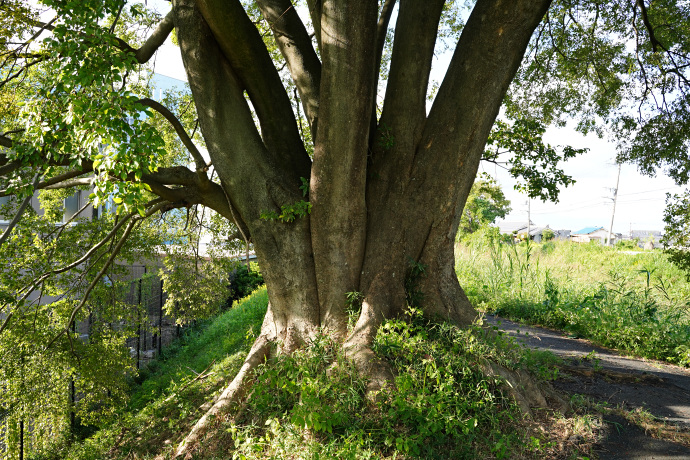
484 314 690 459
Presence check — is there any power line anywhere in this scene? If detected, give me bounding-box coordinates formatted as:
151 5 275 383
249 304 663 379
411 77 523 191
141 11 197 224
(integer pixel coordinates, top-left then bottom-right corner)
616 197 669 204
530 202 610 214
617 186 681 197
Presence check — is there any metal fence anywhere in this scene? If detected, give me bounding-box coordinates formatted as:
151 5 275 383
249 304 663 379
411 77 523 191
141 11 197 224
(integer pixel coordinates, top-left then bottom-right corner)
119 266 181 369
1 264 184 459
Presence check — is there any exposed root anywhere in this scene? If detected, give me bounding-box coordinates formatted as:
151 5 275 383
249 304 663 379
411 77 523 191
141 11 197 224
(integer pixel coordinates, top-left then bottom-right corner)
480 359 569 417
557 363 664 383
345 344 395 397
173 336 271 459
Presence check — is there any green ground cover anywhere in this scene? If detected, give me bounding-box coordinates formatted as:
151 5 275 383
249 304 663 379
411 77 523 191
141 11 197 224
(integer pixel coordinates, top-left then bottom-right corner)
456 229 690 367
35 288 269 460
33 286 596 460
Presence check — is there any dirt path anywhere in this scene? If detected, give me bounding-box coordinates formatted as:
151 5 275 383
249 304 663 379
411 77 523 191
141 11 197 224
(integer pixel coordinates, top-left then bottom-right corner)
484 314 690 459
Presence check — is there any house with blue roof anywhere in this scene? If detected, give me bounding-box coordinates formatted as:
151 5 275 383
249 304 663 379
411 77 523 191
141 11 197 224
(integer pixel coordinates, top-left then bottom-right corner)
571 226 621 244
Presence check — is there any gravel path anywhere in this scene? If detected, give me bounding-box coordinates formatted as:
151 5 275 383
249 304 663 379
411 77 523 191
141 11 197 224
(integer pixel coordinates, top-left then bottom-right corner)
484 314 690 459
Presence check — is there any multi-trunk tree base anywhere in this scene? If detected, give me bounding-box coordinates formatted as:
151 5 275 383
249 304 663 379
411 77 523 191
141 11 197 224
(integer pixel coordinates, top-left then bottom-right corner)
173 306 569 459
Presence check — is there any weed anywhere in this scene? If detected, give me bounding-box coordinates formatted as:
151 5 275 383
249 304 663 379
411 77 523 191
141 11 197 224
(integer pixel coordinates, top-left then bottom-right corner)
344 291 363 331
404 257 426 308
457 237 690 366
54 285 596 460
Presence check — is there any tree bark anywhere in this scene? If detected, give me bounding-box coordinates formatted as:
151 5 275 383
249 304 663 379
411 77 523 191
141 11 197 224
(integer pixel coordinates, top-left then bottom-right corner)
310 0 378 336
170 0 553 452
169 0 553 350
173 0 321 352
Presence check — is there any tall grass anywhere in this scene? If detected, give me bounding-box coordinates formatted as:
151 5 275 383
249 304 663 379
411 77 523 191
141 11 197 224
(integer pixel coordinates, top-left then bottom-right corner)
456 228 690 366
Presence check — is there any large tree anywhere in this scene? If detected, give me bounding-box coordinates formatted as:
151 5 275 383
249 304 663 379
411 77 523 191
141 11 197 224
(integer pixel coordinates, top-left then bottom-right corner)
2 0 689 454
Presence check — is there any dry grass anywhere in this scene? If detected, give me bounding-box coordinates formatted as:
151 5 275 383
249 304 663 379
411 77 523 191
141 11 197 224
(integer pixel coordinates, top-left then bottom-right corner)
612 406 690 447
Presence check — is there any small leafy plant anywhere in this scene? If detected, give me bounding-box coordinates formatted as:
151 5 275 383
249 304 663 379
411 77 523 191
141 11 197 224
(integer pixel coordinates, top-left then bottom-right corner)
260 199 312 223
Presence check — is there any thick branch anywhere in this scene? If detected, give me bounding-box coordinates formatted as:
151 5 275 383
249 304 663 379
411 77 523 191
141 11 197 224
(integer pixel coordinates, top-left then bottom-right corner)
635 0 666 52
138 98 207 171
143 165 198 186
141 168 248 234
28 17 57 42
1 163 93 196
305 0 322 51
0 134 14 149
255 0 322 136
173 0 310 230
310 0 378 330
37 164 93 190
0 160 20 178
427 0 552 144
43 177 92 189
194 0 310 176
374 0 396 79
134 11 175 63
375 0 445 163
34 11 173 64
399 0 553 293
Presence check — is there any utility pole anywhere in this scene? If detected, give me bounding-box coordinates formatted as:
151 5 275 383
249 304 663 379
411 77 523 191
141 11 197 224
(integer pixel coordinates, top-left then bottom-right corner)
527 199 531 241
607 163 622 246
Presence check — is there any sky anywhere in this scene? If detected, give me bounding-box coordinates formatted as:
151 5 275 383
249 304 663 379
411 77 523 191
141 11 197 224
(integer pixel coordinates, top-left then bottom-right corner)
487 128 686 235
145 0 686 236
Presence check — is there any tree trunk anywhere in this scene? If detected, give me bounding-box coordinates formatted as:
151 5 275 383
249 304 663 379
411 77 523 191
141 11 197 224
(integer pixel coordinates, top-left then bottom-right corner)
171 0 553 455
174 0 323 353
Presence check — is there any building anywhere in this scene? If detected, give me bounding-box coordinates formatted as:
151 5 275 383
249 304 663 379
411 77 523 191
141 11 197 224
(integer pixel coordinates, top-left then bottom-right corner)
570 226 622 245
496 221 566 242
628 230 664 248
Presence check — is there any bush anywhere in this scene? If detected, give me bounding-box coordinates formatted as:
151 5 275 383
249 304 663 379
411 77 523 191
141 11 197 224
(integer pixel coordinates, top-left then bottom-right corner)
223 262 264 309
541 228 555 241
615 238 640 250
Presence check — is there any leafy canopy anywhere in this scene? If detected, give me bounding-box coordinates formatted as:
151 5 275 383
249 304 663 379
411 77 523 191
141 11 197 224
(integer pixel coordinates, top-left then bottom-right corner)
459 176 512 236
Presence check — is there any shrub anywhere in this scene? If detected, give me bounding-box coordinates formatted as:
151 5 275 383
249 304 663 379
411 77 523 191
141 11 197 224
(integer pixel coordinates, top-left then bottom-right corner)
223 262 264 309
541 228 555 241
615 238 640 250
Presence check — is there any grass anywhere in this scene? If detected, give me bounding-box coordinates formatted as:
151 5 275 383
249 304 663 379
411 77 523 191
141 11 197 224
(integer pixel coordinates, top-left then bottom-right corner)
32 286 597 460
33 287 268 460
180 307 594 459
456 228 690 366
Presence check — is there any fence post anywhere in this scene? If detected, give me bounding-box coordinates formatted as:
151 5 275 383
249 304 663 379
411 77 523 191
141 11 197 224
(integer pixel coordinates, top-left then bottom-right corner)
19 420 23 460
175 301 180 338
136 277 141 370
158 279 163 355
69 320 76 435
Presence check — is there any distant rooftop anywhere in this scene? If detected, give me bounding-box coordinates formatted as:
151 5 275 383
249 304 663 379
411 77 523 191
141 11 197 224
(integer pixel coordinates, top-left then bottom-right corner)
630 230 663 237
572 226 604 235
497 221 533 233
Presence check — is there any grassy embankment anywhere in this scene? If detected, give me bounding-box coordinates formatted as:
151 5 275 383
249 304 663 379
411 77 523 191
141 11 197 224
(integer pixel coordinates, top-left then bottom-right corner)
39 287 599 460
456 229 690 367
